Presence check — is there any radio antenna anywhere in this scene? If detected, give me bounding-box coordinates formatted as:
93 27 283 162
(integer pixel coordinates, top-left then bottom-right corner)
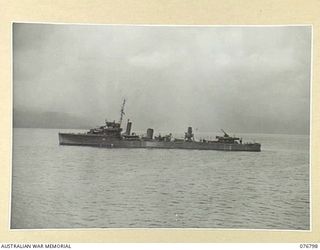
119 98 126 126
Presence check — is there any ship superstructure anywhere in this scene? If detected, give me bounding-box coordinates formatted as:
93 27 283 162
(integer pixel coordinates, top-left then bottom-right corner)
58 100 261 152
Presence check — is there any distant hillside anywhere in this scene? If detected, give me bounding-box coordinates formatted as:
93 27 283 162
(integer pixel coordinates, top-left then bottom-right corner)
13 108 93 129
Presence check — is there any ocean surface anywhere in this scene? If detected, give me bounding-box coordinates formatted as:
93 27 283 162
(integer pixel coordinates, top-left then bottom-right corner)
11 128 310 229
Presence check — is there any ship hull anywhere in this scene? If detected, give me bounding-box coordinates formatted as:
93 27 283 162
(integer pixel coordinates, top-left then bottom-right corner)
59 133 261 152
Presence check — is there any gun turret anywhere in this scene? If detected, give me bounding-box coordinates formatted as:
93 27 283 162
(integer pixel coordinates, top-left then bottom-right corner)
221 129 229 137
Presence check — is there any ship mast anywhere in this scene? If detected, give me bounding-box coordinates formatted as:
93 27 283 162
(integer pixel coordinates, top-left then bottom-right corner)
119 98 126 126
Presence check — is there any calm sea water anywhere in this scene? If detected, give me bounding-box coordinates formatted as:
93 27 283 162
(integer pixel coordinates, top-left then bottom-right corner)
11 128 310 229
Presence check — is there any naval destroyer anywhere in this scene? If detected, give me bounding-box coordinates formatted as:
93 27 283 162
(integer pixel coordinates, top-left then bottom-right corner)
58 100 261 152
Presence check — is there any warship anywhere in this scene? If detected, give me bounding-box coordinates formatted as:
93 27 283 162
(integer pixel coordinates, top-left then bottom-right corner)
58 100 261 152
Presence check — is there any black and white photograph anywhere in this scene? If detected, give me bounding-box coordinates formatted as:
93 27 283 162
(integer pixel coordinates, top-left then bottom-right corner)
11 23 311 230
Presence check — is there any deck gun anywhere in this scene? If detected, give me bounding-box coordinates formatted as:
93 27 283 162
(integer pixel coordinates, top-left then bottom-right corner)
221 129 230 137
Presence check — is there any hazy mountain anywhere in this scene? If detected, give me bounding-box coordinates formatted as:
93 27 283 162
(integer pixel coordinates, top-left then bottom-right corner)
13 107 93 129
13 24 311 135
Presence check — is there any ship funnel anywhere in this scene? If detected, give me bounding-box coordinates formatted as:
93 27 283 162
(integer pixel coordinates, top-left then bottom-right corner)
126 119 132 135
146 128 154 139
185 126 194 141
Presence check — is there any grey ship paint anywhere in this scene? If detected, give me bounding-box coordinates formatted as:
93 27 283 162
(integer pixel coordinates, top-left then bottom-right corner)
59 100 261 152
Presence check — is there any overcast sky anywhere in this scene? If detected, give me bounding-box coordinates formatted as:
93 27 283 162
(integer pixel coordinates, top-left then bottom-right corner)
13 24 311 134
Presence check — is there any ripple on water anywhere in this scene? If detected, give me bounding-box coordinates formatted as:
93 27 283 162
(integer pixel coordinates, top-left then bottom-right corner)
11 129 310 229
